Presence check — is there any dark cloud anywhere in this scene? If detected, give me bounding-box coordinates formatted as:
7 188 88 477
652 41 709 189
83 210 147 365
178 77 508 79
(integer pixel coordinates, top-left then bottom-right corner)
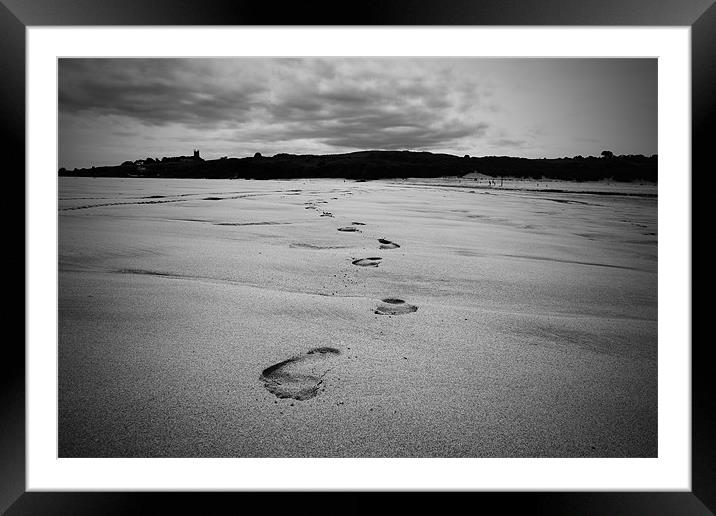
59 58 491 155
59 59 265 128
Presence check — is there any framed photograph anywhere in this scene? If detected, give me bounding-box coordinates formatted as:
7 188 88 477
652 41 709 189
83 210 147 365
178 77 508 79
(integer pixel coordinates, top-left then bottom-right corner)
6 0 708 513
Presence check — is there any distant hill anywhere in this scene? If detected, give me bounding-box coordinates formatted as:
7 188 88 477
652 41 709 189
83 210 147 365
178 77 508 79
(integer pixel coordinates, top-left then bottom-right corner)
58 150 657 182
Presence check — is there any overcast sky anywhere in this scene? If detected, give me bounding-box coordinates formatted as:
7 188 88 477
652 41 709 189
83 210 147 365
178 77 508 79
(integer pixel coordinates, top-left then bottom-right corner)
58 58 656 169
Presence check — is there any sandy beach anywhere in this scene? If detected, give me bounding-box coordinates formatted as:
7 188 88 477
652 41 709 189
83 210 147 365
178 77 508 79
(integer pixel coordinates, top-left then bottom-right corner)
58 177 657 457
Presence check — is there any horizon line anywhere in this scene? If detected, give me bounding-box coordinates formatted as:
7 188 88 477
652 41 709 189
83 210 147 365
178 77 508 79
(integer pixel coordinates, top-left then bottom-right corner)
60 148 658 171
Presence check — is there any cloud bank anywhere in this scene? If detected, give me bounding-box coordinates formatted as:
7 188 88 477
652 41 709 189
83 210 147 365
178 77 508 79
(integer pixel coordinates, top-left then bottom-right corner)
59 58 656 169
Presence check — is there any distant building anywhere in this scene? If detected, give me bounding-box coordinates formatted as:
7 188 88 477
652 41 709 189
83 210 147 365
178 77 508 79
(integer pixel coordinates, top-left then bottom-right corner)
172 150 203 163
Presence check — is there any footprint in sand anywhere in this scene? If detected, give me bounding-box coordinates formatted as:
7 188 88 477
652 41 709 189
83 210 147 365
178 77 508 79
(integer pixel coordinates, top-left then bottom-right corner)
378 238 400 249
338 226 361 232
374 298 418 315
260 347 341 400
352 257 382 267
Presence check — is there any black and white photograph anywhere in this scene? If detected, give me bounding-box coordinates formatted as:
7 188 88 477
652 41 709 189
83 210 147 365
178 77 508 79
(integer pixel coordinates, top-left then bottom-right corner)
57 57 658 458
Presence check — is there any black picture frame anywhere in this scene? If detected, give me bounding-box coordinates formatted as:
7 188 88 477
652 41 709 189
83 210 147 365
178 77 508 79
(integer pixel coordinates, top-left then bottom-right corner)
4 1 708 514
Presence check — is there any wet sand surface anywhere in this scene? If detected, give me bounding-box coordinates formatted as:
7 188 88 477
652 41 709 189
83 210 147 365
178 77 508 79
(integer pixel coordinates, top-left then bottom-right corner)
59 177 657 457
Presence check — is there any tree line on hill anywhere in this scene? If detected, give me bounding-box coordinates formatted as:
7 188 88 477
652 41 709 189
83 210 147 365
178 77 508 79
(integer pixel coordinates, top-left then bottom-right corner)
58 150 657 182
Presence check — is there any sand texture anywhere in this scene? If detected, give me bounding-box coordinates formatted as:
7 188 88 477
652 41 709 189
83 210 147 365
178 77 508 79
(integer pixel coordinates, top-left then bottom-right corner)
58 177 657 457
